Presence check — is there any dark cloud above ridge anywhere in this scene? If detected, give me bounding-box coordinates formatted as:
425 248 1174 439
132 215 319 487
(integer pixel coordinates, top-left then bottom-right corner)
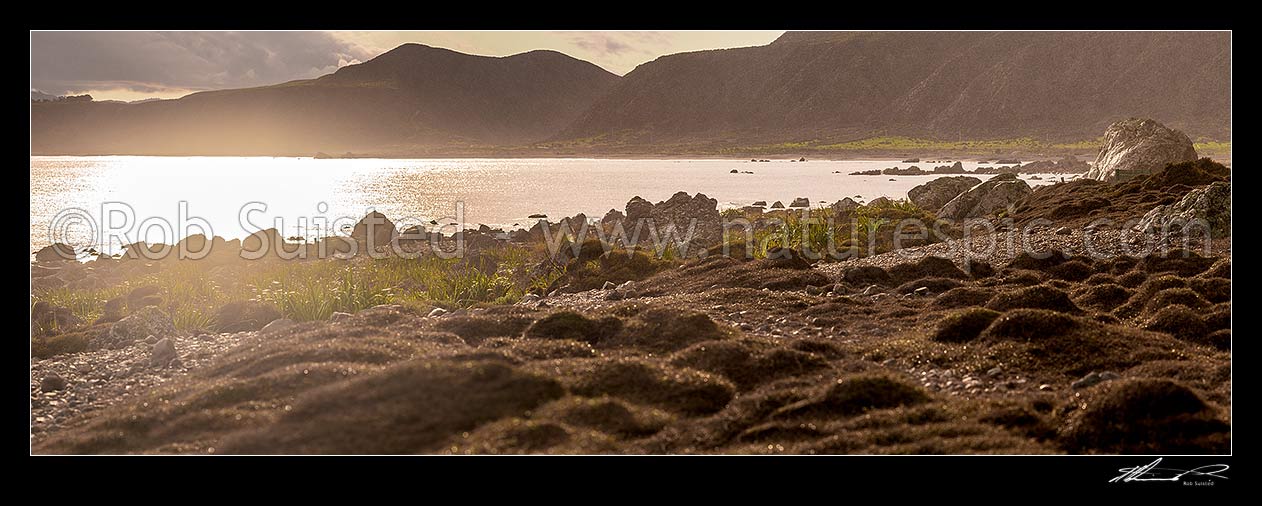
31 31 372 97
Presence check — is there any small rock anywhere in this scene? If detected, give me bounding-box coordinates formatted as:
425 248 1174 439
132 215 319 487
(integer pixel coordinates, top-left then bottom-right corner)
805 285 825 296
150 338 177 367
862 285 881 296
521 293 541 304
986 366 1003 377
1071 372 1102 389
1054 227 1073 235
1099 371 1121 381
330 312 353 322
604 290 625 301
427 308 448 318
144 335 159 344
40 374 67 392
602 281 616 290
913 286 930 296
1038 384 1053 391
739 323 754 331
260 318 295 333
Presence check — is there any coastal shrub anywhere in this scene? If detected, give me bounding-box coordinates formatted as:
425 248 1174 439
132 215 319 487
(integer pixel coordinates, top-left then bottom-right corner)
985 285 1081 313
1142 288 1209 316
932 287 997 308
1205 330 1231 351
999 270 1044 286
933 308 1001 343
557 358 736 416
536 396 675 438
1059 379 1229 453
736 199 949 262
1072 284 1133 312
1083 273 1116 285
1115 270 1148 288
1048 260 1093 281
669 339 829 391
1143 306 1210 344
32 331 90 359
772 373 930 418
886 257 968 284
896 277 964 295
1188 277 1230 303
522 311 623 344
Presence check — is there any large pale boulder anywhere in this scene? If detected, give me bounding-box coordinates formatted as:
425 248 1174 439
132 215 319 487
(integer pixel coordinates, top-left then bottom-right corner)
1086 118 1198 182
938 174 1032 220
908 176 983 212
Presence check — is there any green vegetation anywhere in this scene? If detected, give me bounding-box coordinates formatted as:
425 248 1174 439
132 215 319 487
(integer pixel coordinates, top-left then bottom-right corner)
31 245 558 331
727 199 948 261
719 136 1118 155
1193 141 1231 157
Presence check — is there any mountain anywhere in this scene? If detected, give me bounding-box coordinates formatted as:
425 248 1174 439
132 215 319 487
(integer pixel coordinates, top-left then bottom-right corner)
31 33 1231 156
556 31 1231 147
31 44 621 155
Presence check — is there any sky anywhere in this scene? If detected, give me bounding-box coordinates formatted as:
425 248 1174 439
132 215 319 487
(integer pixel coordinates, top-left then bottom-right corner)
30 31 785 102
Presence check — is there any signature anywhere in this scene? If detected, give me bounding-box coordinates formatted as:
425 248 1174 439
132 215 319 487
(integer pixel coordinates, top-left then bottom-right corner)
1110 458 1229 483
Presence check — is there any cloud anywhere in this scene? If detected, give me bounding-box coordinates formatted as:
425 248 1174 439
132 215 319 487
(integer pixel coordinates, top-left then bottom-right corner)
565 32 662 57
30 31 373 98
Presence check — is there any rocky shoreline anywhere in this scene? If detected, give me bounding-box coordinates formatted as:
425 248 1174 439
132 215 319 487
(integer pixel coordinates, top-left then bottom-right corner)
30 119 1232 454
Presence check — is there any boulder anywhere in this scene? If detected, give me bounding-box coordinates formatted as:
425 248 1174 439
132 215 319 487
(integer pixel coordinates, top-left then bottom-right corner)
829 197 860 218
932 161 967 174
908 176 982 212
622 192 722 256
938 174 1032 220
350 211 398 251
213 301 284 333
867 197 892 208
101 306 176 350
40 374 67 392
883 166 927 176
601 209 624 226
150 337 178 367
1086 118 1198 182
1136 181 1230 238
30 301 83 335
34 243 75 262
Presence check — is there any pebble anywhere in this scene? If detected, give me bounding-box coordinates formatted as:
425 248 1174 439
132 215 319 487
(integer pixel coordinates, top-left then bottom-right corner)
427 308 448 318
40 374 67 392
150 338 177 367
261 318 295 333
986 367 1003 377
1038 384 1053 391
602 281 616 290
913 286 930 296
